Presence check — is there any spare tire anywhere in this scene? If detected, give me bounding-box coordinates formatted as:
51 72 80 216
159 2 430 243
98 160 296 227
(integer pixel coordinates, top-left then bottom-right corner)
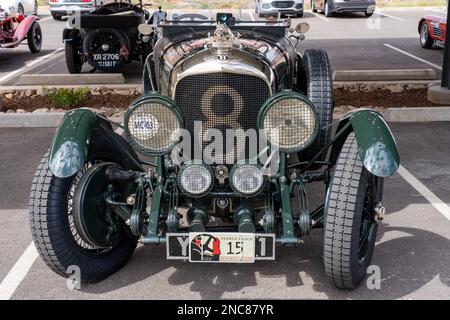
82 28 130 72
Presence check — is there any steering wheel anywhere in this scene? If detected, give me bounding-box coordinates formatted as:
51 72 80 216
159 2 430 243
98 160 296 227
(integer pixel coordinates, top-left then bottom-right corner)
97 1 141 14
172 13 209 21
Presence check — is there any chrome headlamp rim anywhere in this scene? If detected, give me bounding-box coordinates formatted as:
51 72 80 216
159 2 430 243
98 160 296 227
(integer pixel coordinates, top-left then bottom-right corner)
230 163 265 197
124 94 184 156
257 90 319 153
177 162 214 198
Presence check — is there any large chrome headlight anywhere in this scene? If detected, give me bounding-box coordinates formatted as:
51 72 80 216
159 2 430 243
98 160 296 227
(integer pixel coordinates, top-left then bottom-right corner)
125 95 183 155
230 164 265 196
258 91 319 153
178 163 213 197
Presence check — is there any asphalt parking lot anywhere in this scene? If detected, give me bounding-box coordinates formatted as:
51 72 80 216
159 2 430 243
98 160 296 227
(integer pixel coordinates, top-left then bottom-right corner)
0 6 447 85
0 122 449 300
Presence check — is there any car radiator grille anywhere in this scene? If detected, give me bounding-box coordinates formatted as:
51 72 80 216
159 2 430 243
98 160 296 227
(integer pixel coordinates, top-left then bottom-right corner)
174 73 271 164
433 26 442 38
272 1 295 8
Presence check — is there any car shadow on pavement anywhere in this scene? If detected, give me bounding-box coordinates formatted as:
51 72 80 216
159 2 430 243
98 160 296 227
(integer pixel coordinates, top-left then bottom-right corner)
81 224 450 299
330 12 375 19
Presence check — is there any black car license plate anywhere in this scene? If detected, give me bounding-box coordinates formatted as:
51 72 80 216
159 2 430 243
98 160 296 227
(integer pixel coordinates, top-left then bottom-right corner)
92 53 121 68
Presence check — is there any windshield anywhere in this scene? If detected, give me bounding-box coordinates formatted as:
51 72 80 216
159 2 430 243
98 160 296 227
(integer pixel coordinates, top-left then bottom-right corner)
158 0 283 22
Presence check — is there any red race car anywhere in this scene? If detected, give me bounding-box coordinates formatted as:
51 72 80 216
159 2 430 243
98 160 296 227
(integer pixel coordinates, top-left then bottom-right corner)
419 15 447 49
0 5 41 53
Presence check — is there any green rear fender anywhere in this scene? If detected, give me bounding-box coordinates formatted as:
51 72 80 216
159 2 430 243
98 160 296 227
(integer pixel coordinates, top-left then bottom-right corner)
49 109 97 178
333 109 400 178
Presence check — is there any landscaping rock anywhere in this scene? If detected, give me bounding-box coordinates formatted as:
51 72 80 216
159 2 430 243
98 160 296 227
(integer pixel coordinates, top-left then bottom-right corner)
25 89 36 97
387 84 405 94
32 108 49 113
114 89 131 96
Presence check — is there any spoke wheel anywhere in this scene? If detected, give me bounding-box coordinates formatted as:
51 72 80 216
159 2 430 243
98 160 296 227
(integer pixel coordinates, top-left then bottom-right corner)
29 132 141 283
83 28 129 72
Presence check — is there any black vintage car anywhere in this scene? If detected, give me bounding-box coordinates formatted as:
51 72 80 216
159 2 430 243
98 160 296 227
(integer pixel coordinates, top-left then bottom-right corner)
30 4 400 290
63 0 154 73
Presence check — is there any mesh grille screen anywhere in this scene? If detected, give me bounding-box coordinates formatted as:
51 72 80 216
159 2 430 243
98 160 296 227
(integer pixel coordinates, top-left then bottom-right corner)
174 73 270 164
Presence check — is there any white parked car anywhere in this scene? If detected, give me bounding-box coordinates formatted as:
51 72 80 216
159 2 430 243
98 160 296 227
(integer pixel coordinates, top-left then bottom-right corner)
0 0 38 16
255 0 304 18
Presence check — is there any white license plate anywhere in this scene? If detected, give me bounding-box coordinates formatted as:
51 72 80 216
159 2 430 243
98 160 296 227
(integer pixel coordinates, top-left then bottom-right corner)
189 232 255 263
166 233 275 262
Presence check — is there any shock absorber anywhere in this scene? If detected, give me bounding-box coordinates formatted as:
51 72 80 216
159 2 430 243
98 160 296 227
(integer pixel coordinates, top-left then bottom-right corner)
187 206 209 232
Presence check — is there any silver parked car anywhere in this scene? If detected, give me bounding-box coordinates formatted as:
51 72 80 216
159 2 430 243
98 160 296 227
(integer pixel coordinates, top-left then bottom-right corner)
49 0 96 20
311 0 376 17
1 0 38 16
255 0 304 18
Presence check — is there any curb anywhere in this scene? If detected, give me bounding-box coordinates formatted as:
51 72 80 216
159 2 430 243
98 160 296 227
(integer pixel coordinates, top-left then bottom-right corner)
382 107 450 122
0 113 65 128
427 85 450 104
0 80 440 93
17 74 126 86
0 84 140 92
333 69 437 82
1 107 450 128
0 113 123 128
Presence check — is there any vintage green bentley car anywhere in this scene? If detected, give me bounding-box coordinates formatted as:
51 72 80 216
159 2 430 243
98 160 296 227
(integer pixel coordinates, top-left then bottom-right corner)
29 10 399 289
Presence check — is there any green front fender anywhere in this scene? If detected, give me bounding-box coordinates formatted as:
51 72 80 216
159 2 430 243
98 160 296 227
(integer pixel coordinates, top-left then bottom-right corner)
49 109 97 178
333 109 400 178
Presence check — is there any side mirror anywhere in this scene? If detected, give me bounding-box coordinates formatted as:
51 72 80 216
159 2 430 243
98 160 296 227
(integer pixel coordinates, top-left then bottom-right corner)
295 22 310 34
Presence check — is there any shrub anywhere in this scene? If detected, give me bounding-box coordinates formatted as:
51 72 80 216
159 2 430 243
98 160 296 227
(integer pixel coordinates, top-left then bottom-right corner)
47 87 90 109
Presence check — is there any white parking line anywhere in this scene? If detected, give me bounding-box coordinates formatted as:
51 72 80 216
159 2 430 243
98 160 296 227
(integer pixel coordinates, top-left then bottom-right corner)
384 43 443 70
374 10 404 21
0 48 64 84
398 165 450 221
37 58 64 73
249 11 255 21
311 12 330 22
0 242 38 300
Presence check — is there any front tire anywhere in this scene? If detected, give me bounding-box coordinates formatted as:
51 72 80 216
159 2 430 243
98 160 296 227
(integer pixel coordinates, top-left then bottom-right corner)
18 3 24 15
420 21 433 49
324 1 332 17
323 133 384 289
27 22 42 53
29 133 140 283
